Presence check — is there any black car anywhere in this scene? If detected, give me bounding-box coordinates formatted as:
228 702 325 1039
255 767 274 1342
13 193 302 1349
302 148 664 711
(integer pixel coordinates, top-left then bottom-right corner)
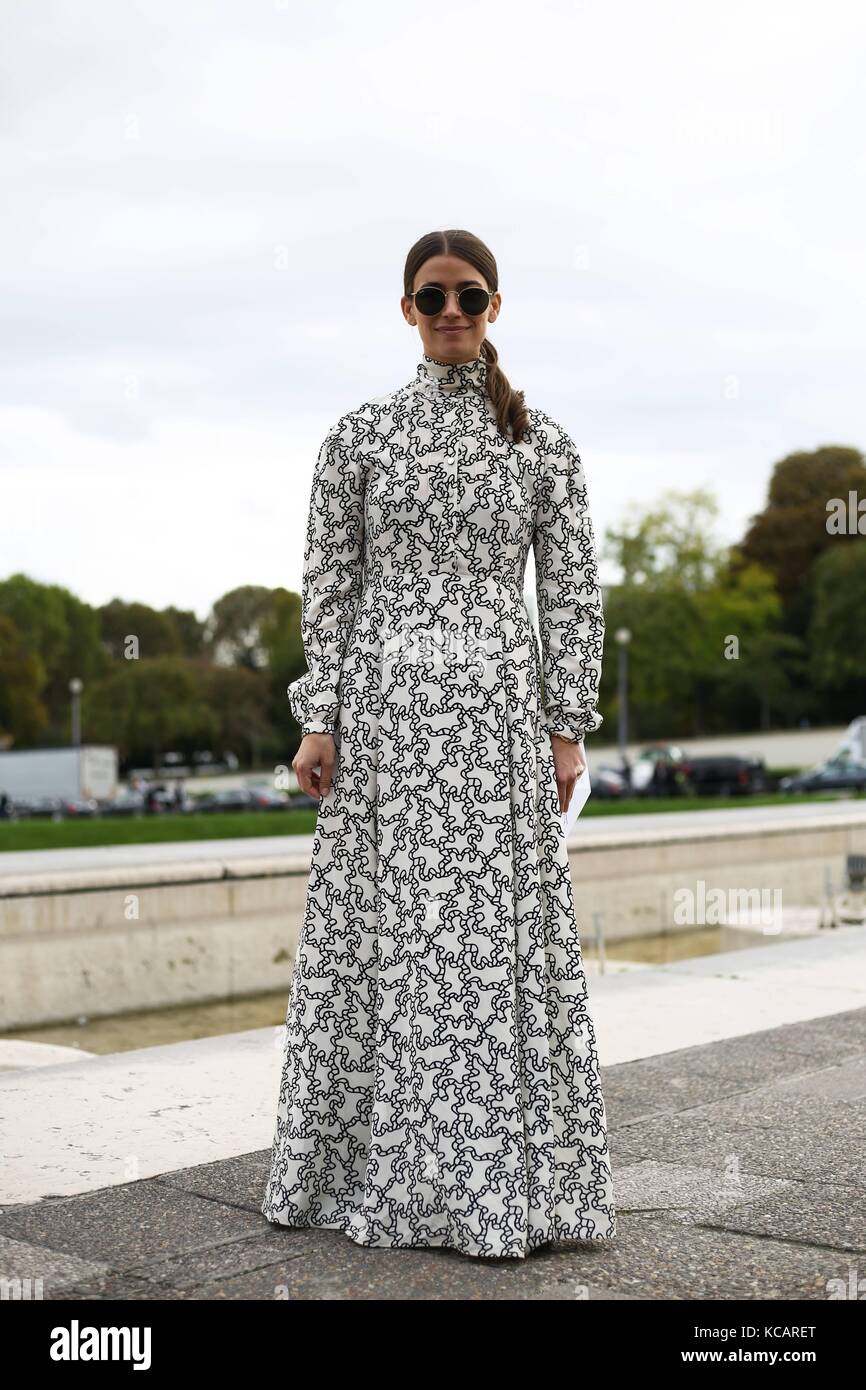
194 788 257 813
679 755 768 797
780 760 866 794
9 795 65 820
98 790 147 817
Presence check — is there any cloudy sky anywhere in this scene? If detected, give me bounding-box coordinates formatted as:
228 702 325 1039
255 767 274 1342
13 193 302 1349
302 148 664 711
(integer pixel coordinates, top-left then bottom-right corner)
2 0 864 618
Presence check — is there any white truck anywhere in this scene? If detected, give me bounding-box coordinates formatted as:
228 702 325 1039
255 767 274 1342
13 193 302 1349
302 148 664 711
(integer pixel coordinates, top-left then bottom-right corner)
0 746 119 803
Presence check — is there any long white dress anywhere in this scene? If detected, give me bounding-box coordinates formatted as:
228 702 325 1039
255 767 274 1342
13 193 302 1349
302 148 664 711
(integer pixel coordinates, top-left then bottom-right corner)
261 351 616 1259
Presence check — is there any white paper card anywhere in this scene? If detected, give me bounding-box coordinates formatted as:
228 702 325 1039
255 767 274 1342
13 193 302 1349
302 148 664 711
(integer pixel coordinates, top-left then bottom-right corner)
561 766 591 837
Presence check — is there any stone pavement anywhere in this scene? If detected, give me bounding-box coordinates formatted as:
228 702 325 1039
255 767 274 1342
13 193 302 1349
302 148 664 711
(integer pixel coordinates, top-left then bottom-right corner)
1 1006 863 1300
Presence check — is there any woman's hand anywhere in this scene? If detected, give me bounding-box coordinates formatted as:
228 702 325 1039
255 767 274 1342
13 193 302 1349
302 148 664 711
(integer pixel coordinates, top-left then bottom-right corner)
293 732 337 799
550 733 587 813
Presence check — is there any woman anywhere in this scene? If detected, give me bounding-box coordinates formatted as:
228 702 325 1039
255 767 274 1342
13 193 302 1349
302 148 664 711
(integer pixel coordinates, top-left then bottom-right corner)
261 228 616 1260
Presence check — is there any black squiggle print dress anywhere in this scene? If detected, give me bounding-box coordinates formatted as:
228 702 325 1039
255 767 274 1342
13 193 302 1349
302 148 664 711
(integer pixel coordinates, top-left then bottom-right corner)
261 351 616 1258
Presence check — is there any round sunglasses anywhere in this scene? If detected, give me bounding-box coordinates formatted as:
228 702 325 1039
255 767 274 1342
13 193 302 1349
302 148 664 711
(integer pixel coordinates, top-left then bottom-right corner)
409 285 493 317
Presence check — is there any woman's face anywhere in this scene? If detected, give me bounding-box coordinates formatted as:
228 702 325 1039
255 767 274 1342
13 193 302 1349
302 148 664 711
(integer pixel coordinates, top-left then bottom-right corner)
402 254 500 362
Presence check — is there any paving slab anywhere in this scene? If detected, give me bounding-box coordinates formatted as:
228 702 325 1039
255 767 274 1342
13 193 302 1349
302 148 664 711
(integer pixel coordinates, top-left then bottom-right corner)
3 1006 863 1300
612 1158 794 1221
611 1098 865 1185
0 1233 109 1293
700 1184 866 1253
0 1180 265 1268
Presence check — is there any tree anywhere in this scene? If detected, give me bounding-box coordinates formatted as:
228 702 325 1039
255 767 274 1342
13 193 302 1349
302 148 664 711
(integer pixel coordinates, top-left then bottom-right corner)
99 599 183 660
0 574 106 741
205 586 276 669
603 487 722 589
202 665 275 767
0 574 67 681
698 553 806 730
163 606 207 657
0 613 48 746
808 541 866 716
85 657 218 772
736 445 866 638
600 490 797 737
259 587 305 742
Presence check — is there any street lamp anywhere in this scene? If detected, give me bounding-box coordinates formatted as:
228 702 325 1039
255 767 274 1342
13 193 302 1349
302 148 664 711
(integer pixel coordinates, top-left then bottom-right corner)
69 677 83 748
614 628 631 785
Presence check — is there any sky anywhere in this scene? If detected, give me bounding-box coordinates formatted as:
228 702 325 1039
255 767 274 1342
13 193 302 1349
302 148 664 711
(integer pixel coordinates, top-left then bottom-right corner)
2 0 864 619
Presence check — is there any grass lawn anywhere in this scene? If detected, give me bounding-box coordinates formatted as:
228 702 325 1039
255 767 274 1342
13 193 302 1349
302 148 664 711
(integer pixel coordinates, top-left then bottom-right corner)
0 809 319 852
0 791 860 852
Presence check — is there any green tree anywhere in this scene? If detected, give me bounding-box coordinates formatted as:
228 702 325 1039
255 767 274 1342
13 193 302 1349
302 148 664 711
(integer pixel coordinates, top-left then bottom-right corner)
0 574 67 681
600 490 797 737
604 487 722 589
259 587 305 743
85 657 218 772
99 599 183 660
203 665 275 768
808 541 866 715
205 586 276 669
736 445 866 639
0 575 106 741
163 606 207 657
695 554 806 730
0 613 49 746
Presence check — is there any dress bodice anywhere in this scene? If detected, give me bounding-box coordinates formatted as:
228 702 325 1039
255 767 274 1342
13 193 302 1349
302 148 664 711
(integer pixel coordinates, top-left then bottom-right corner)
288 349 606 746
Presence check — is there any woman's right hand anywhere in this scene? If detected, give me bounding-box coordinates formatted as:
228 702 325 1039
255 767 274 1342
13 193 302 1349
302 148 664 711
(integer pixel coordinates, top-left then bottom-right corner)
293 732 337 799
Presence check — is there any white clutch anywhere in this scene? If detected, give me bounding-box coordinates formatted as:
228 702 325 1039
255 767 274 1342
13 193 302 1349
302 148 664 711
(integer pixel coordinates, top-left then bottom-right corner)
561 765 592 838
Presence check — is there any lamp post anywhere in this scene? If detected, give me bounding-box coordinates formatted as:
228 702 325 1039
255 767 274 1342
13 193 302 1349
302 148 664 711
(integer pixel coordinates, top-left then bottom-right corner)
69 677 83 748
614 628 631 785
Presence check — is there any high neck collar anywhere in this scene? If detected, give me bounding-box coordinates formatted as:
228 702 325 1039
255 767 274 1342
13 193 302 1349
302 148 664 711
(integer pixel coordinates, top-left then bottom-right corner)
415 352 488 394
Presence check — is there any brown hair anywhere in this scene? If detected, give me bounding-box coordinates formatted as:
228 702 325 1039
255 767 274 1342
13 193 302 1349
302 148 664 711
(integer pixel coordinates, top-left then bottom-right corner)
403 229 529 444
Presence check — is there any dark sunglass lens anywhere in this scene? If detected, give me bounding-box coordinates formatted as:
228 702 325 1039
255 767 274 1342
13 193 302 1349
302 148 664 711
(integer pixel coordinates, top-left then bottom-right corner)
414 287 445 315
459 288 490 315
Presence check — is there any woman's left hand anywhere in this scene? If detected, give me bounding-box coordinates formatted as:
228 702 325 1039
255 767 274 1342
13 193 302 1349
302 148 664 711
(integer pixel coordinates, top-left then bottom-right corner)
550 733 587 813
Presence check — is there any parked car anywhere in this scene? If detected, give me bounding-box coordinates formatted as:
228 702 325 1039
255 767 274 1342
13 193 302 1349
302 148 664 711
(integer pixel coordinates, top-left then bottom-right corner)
149 784 192 813
56 797 100 818
679 754 768 797
144 785 174 814
630 745 689 797
98 789 147 817
195 788 258 814
779 760 866 794
248 787 292 810
9 795 64 820
195 786 292 812
590 766 628 799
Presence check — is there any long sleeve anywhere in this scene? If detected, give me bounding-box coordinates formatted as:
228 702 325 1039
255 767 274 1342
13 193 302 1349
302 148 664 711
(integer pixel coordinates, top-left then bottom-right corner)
532 426 605 742
288 418 365 736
